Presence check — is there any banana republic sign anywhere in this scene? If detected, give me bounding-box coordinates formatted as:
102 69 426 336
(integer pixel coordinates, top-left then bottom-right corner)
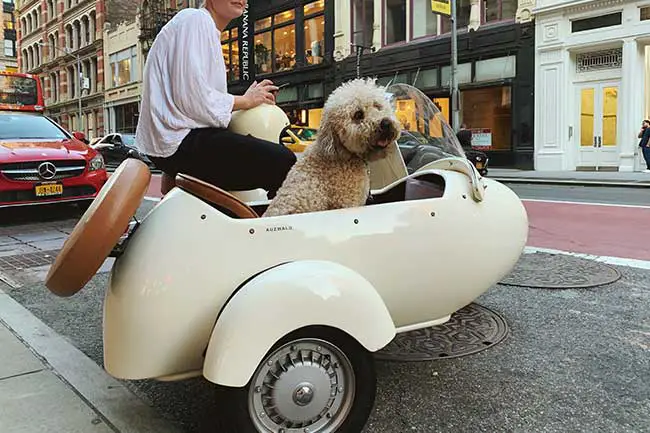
240 2 252 82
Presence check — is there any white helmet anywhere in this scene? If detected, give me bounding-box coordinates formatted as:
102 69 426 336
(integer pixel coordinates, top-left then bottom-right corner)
228 104 291 144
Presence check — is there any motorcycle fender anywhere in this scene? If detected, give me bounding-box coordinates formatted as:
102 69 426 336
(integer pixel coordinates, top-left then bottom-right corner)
202 260 396 388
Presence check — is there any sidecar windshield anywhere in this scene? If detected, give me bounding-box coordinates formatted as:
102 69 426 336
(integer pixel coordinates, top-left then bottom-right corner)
385 83 466 159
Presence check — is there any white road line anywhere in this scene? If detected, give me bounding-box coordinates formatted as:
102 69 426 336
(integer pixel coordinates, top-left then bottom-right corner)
524 246 650 270
522 198 650 209
0 287 182 433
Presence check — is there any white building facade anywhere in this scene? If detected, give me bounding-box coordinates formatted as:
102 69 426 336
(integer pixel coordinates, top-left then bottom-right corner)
103 18 142 134
534 0 650 172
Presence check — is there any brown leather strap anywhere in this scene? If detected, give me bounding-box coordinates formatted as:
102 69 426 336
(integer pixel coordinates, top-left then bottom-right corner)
175 174 259 219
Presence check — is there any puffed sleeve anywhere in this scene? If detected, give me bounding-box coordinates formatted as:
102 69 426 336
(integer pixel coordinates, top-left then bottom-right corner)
168 13 235 129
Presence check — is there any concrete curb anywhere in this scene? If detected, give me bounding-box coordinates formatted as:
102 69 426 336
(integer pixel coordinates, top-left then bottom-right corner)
0 287 183 433
491 177 650 188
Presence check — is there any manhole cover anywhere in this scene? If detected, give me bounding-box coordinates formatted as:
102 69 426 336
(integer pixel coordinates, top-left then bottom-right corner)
0 250 60 271
500 252 621 289
375 303 508 362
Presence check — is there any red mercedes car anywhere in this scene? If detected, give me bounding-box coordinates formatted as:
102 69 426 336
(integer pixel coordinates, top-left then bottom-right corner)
0 111 108 209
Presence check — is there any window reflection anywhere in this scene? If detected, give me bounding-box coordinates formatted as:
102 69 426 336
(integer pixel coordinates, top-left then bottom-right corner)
274 25 296 71
305 17 324 65
304 0 324 15
221 28 240 82
252 4 326 74
384 0 406 44
352 0 374 47
255 31 272 74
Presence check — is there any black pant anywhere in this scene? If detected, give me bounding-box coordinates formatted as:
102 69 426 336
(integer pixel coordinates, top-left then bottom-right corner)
642 146 650 169
149 128 297 198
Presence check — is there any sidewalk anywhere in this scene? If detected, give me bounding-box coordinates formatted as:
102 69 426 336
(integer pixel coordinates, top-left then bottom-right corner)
0 286 182 433
488 168 650 187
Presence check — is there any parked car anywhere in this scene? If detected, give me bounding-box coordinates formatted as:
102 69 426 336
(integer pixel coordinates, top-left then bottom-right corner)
0 111 108 209
91 133 154 169
280 125 318 153
398 130 489 176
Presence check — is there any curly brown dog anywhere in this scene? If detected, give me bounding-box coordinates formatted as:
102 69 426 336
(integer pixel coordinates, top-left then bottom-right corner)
263 78 401 217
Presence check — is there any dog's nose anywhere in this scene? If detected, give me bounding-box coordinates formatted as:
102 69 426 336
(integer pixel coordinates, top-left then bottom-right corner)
380 118 393 132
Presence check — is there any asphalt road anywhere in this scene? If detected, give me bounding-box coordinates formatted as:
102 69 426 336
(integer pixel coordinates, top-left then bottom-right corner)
505 183 650 207
2 259 649 433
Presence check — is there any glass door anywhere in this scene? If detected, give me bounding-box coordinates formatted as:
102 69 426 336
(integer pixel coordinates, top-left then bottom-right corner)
576 82 620 170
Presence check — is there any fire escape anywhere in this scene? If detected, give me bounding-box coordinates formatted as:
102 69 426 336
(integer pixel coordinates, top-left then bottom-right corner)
138 0 178 59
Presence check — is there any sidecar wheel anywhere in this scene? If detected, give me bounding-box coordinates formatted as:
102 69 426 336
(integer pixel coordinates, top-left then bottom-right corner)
217 326 376 433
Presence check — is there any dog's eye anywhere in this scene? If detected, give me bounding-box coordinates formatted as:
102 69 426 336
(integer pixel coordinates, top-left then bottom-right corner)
374 102 382 110
352 109 365 122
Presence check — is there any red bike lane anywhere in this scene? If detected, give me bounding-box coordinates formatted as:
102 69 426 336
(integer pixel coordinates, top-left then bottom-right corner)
143 174 650 261
524 200 650 261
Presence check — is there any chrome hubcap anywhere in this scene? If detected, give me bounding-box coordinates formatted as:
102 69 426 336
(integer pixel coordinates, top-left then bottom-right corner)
248 338 355 432
293 383 315 406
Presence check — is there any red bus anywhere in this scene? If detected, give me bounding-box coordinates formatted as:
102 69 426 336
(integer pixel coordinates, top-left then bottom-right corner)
0 71 45 113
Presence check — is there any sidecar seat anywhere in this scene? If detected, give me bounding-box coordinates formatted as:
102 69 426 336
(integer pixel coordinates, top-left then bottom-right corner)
174 173 260 219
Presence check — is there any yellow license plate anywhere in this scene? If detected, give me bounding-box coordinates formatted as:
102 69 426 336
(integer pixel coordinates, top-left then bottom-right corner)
35 184 63 197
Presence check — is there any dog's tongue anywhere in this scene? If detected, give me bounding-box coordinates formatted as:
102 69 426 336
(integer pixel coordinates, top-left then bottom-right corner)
376 139 390 148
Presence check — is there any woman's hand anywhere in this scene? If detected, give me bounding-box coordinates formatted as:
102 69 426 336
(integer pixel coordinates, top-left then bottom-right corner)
237 80 279 110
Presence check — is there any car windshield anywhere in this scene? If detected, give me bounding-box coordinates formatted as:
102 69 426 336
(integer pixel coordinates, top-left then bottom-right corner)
0 113 68 140
291 128 318 141
121 134 136 147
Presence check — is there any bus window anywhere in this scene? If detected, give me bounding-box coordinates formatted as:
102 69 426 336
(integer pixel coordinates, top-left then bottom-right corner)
0 72 44 112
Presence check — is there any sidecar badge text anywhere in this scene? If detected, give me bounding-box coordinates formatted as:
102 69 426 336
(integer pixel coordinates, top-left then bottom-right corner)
266 226 293 233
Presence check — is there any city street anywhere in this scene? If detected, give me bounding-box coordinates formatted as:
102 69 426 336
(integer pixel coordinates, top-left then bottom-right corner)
1 180 649 432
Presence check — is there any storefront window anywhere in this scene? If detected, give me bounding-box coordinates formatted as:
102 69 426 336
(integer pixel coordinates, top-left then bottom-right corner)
352 0 374 47
221 27 239 82
255 9 297 74
461 86 512 151
274 24 296 72
412 0 438 38
384 0 406 44
483 0 517 24
304 1 325 65
255 31 272 74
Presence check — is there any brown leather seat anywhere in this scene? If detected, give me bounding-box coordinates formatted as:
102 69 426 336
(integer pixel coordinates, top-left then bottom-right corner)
174 173 260 219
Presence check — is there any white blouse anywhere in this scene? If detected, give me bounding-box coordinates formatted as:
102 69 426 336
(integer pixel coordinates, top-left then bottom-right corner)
135 7 234 158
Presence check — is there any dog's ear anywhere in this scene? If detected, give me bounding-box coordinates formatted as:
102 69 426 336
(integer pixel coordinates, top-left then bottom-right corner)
317 115 347 159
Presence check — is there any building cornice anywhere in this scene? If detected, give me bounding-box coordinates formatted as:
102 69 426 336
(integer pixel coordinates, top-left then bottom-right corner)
533 0 627 15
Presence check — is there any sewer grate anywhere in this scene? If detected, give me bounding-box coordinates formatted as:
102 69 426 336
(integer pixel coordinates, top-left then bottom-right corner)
500 252 622 289
0 250 60 271
375 303 509 362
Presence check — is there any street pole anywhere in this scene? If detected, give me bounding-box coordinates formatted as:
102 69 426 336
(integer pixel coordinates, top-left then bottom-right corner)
450 0 460 133
77 54 83 133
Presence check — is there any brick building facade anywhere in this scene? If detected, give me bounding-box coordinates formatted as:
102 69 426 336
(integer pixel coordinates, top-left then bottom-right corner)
15 0 136 140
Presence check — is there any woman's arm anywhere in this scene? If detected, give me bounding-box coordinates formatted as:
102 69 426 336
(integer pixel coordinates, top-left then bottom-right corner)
167 13 238 128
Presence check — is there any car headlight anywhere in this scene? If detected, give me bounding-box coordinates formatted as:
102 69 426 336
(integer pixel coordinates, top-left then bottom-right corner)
89 154 105 171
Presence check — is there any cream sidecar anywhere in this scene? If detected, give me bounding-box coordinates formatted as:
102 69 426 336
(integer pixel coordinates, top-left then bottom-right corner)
45 84 528 433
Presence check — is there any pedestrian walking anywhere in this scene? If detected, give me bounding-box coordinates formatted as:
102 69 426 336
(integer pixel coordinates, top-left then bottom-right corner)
638 119 650 172
135 0 297 197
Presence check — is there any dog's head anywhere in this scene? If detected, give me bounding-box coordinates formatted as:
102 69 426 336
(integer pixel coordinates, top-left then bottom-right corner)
317 78 401 162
